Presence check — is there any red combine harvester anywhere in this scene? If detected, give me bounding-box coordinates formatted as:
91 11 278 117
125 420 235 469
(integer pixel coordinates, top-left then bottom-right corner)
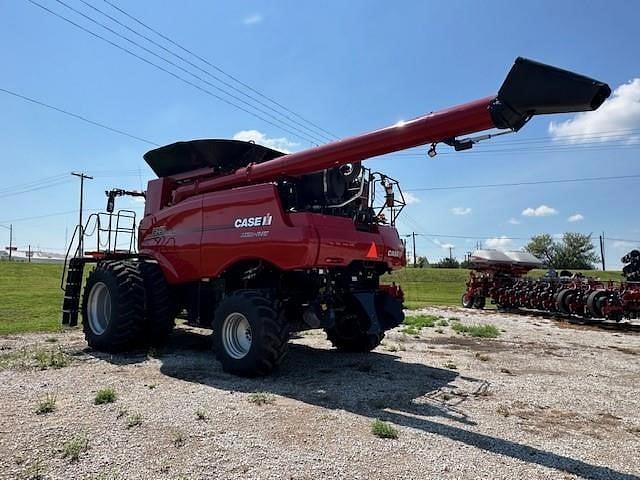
61 58 610 375
462 250 640 322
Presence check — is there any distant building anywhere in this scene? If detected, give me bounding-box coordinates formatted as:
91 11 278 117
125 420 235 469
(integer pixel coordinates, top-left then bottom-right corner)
0 249 65 263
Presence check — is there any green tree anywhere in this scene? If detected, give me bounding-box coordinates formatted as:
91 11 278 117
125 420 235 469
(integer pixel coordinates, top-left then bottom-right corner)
552 233 600 270
435 257 460 268
416 256 429 268
524 233 599 269
524 234 555 264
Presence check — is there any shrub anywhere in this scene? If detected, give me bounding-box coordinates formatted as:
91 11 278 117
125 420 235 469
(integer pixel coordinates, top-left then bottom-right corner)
62 434 89 462
94 388 116 405
451 323 500 338
248 392 275 405
371 419 398 439
35 393 57 415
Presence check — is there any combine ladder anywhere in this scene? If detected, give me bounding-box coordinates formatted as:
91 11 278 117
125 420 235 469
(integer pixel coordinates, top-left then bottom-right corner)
61 257 85 326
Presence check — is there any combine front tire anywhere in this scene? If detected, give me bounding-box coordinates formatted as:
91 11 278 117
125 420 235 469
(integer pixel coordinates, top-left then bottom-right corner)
140 261 175 345
82 261 145 352
213 290 289 376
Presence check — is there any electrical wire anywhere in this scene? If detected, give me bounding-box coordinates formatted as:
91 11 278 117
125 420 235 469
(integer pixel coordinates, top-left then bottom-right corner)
27 0 322 145
404 173 640 192
100 0 338 140
0 87 159 146
78 0 335 142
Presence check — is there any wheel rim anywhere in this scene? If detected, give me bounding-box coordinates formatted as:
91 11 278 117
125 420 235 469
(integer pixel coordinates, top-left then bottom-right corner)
87 282 112 335
221 313 252 359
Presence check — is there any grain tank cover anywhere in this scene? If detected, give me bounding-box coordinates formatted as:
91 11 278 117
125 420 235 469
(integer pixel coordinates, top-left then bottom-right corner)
143 139 286 178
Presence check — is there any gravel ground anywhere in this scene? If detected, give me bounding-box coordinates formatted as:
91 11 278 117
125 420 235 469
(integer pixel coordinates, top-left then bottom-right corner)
1 307 639 480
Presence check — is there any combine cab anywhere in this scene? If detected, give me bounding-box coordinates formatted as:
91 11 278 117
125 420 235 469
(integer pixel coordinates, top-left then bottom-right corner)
61 58 610 375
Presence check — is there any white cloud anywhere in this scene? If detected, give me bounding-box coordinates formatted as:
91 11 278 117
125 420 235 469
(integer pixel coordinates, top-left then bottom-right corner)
522 205 558 217
485 236 514 250
613 240 638 250
549 78 640 143
242 14 263 25
233 130 298 153
568 213 584 223
403 192 421 205
450 207 472 216
432 238 454 250
508 217 521 225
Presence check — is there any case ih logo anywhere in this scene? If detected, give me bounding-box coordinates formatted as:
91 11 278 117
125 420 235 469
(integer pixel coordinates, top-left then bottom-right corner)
234 214 273 228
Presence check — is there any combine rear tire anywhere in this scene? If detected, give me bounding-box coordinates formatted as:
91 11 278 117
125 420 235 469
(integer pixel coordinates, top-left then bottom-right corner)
82 261 145 352
325 307 384 352
213 290 289 376
140 261 175 345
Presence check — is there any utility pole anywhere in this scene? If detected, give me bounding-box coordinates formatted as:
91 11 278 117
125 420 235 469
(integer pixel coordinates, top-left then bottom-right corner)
412 232 417 267
449 246 453 261
599 232 606 271
28 245 31 263
71 172 93 255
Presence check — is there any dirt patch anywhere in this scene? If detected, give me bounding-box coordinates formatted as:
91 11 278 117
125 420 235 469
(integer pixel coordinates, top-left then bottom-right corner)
1 307 639 479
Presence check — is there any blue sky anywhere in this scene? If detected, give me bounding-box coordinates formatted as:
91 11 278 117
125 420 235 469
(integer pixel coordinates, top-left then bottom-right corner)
1 0 638 268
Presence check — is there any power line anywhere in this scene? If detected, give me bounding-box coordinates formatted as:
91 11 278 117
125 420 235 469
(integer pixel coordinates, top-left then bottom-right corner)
0 87 159 146
101 0 338 140
405 174 640 192
53 0 326 144
78 0 335 142
28 0 322 145
0 178 72 199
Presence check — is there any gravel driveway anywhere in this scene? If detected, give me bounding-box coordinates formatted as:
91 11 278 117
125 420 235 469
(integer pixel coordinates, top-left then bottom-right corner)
1 307 639 480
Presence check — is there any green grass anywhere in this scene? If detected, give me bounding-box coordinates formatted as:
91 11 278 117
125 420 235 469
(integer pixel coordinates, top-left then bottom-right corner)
0 262 64 334
61 434 89 462
451 322 500 338
371 419 399 439
0 262 624 334
248 392 275 405
400 314 441 334
35 393 57 415
94 388 116 405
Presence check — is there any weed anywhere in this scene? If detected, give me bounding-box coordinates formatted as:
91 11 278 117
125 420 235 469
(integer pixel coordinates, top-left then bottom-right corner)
248 392 275 405
35 392 57 414
435 328 444 334
34 348 70 369
403 315 439 330
25 459 46 480
116 407 128 419
443 361 458 370
126 413 142 428
451 323 500 338
437 319 449 327
371 419 398 439
475 353 491 362
500 367 514 375
94 388 116 405
384 344 398 352
195 408 208 421
172 430 185 448
62 434 89 462
448 317 459 322
146 383 157 390
45 337 58 343
441 392 453 401
497 405 511 417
